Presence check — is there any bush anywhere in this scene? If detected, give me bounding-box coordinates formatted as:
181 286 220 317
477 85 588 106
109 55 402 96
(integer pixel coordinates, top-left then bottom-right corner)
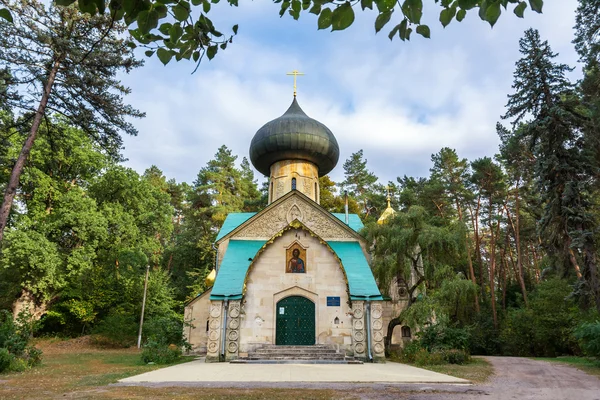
0 348 13 373
91 313 137 348
419 319 471 352
442 349 471 365
574 321 600 359
141 339 181 364
414 349 445 366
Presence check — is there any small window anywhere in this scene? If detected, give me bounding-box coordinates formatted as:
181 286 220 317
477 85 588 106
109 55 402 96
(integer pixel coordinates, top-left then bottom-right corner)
206 320 209 332
315 182 318 200
291 178 297 190
270 181 274 201
401 326 411 338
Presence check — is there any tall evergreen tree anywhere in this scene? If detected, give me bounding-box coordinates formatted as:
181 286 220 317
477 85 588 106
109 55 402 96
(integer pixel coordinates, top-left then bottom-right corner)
0 0 143 242
340 150 378 218
503 28 600 312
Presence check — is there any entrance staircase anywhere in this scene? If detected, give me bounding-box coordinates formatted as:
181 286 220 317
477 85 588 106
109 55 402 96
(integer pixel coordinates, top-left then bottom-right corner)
231 344 362 364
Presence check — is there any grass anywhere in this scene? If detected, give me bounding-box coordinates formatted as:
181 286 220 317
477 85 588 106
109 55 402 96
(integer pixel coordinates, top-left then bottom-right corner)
0 338 354 400
412 357 494 383
534 356 600 378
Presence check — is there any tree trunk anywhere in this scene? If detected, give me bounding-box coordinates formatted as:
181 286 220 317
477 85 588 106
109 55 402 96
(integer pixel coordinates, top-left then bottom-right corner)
0 58 62 243
459 200 479 312
488 202 498 329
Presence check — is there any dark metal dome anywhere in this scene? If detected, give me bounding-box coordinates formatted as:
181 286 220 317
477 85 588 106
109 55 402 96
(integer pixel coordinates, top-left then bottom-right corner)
249 97 340 177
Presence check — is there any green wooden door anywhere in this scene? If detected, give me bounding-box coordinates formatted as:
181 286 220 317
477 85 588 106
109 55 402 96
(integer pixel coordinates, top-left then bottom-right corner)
276 296 315 345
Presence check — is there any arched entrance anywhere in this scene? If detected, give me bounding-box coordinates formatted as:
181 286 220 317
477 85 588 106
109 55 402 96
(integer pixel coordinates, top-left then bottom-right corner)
275 296 315 345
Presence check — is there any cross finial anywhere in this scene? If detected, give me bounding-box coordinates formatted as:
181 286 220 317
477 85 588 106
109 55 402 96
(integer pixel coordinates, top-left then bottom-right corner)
286 70 305 97
385 185 392 207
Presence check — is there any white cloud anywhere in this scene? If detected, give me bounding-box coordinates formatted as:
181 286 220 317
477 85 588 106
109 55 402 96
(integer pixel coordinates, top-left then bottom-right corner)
120 0 581 188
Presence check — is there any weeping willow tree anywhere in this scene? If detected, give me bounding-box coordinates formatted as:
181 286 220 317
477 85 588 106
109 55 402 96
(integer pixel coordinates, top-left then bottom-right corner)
363 205 474 351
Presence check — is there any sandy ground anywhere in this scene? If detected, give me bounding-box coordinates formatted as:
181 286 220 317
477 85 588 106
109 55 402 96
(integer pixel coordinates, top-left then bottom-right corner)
116 356 600 400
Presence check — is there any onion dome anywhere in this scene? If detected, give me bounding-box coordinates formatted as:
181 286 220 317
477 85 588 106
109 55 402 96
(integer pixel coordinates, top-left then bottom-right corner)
205 268 216 287
250 97 340 177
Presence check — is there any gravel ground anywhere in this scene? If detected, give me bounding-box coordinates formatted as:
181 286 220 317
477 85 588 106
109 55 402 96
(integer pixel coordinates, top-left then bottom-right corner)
116 357 600 400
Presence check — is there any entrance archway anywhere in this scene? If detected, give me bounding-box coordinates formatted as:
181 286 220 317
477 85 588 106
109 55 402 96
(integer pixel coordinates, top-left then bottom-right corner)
275 296 315 345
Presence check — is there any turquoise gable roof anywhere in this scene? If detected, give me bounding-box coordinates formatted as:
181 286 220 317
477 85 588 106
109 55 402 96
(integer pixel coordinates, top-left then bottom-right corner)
328 241 383 301
210 239 382 301
332 213 364 232
215 213 257 242
210 240 265 300
215 212 363 243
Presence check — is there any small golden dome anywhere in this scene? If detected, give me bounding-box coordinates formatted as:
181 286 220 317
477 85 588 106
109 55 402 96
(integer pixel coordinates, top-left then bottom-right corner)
377 188 396 225
205 268 216 287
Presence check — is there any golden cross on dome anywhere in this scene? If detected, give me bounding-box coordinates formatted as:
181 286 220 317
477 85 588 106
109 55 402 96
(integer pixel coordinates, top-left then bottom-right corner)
385 185 392 206
286 70 305 97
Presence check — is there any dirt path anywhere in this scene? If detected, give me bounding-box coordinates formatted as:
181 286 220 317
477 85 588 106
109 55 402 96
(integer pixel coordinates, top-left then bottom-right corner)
412 356 600 400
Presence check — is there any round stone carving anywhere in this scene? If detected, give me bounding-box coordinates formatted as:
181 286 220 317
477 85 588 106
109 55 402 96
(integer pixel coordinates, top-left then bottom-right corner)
355 343 365 354
209 330 219 341
373 320 383 330
228 330 239 341
227 342 238 353
373 331 384 342
208 342 218 353
353 308 363 319
229 318 240 329
353 320 364 330
371 307 382 319
210 305 221 318
229 306 240 318
374 343 385 354
210 319 220 329
353 331 364 342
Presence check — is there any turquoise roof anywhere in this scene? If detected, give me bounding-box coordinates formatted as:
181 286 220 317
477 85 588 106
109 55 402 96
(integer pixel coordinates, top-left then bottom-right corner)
328 241 383 301
215 212 363 243
215 213 257 242
210 240 265 300
210 239 382 301
332 213 364 232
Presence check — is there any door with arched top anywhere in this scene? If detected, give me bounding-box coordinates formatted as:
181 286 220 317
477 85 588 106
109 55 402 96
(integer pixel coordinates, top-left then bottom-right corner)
275 296 315 345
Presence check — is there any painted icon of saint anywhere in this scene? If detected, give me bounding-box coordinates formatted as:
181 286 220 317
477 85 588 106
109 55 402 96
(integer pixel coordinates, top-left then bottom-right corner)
288 248 305 273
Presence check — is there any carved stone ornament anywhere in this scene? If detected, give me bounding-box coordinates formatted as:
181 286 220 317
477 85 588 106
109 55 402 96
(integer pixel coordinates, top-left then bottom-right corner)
229 318 240 330
228 330 239 341
353 320 364 330
229 306 240 318
210 304 222 318
208 342 218 353
374 343 385 354
352 307 364 319
210 319 220 329
209 330 220 341
233 195 357 240
371 305 383 319
355 343 365 354
373 320 383 330
373 331 384 342
227 342 238 353
354 331 365 342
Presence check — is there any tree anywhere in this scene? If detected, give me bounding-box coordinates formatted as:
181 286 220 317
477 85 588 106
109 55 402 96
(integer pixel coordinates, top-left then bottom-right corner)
0 0 143 243
340 150 378 218
3 0 545 68
503 28 600 312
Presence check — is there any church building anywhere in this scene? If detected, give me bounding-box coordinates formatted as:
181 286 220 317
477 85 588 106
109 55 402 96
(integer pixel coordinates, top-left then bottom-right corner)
184 90 389 362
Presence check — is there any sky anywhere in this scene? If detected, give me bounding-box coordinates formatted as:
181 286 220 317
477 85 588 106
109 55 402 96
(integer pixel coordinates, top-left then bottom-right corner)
119 1 581 188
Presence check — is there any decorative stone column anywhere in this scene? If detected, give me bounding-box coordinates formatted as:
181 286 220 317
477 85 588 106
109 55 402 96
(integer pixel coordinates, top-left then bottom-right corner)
370 302 386 362
351 301 367 360
225 300 241 361
205 301 222 363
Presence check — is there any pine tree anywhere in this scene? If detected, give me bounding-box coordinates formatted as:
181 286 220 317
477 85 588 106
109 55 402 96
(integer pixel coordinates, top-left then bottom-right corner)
504 28 600 312
340 150 378 218
0 0 143 242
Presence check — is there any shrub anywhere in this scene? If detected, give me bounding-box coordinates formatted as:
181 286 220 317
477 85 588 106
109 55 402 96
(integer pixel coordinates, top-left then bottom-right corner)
25 347 43 367
574 321 600 359
443 349 471 365
91 313 137 348
395 340 422 363
414 348 445 366
141 338 181 364
418 319 471 352
8 357 27 372
0 348 12 373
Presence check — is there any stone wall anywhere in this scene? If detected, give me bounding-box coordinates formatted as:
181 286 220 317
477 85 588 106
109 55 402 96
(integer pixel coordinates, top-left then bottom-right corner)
183 290 211 354
239 229 354 354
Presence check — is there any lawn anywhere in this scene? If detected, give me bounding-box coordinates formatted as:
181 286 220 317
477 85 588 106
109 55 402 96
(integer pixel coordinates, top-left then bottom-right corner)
0 338 352 400
411 357 494 384
535 356 600 378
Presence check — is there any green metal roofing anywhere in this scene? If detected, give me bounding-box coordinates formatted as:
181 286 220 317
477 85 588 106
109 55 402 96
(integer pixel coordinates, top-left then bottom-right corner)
328 241 383 301
210 240 265 300
210 239 382 301
332 213 364 233
215 213 257 242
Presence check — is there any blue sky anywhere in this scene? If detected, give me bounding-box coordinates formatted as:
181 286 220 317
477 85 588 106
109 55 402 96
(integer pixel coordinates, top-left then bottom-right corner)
119 1 580 189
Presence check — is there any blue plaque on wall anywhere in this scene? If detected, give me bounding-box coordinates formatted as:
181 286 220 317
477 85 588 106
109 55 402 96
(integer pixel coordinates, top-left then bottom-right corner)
327 296 341 306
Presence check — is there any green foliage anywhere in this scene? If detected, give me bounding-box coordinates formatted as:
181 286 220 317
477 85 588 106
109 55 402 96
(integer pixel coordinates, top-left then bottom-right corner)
443 349 471 364
92 313 138 348
0 310 43 372
575 321 600 358
0 348 12 373
140 315 189 364
141 339 182 364
418 318 471 352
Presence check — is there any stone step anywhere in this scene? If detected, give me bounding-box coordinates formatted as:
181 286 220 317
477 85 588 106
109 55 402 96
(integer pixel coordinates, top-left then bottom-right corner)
250 349 339 354
231 359 363 364
247 355 345 360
